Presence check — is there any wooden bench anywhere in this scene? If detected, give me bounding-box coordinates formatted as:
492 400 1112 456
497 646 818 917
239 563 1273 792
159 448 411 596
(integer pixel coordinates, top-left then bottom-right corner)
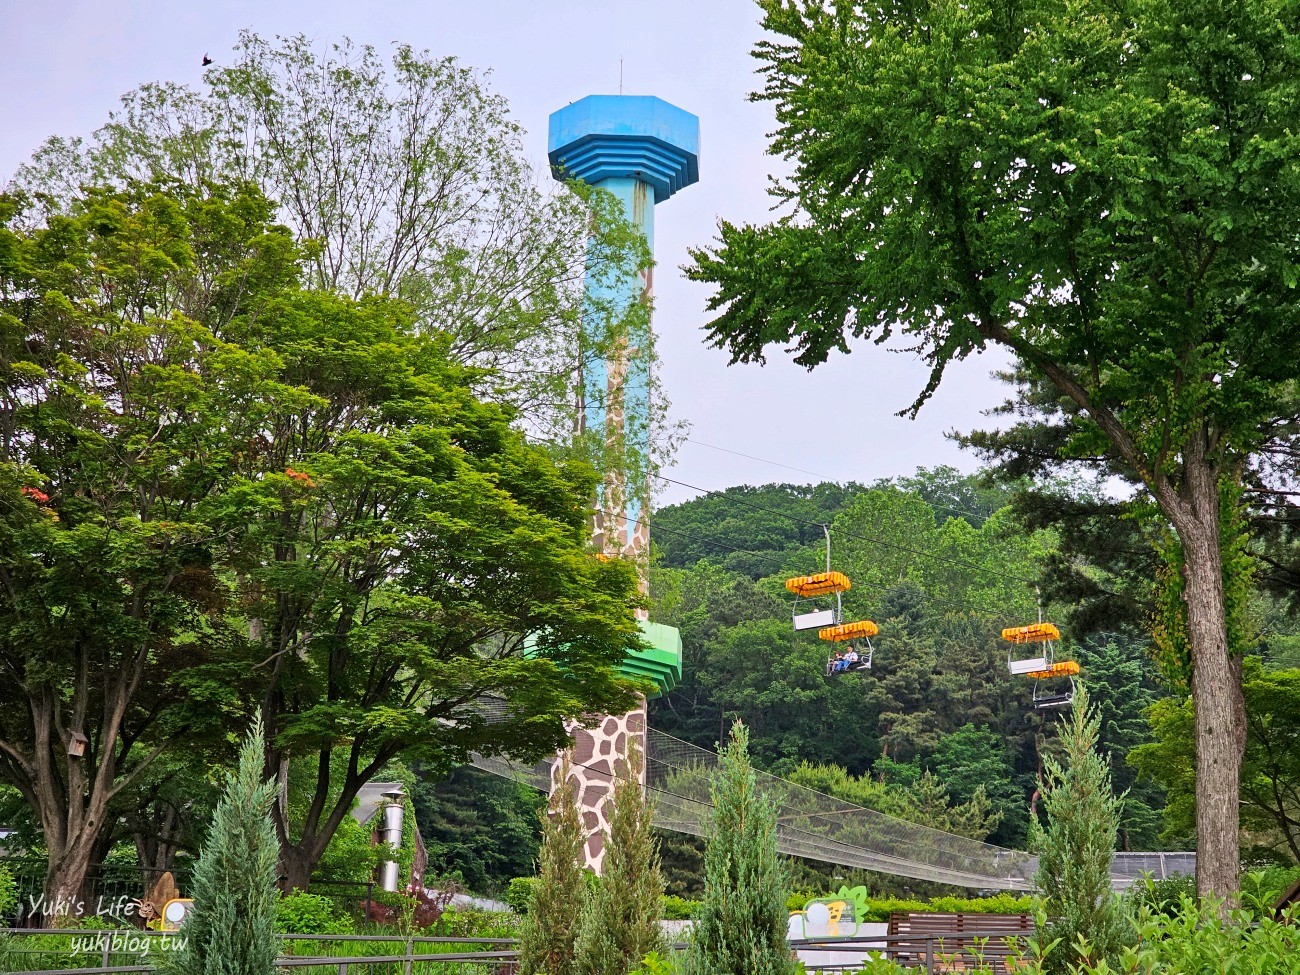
886 912 1033 972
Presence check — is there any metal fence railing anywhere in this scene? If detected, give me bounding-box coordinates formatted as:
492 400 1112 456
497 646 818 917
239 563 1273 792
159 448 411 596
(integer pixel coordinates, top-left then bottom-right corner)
0 927 1039 975
0 931 519 975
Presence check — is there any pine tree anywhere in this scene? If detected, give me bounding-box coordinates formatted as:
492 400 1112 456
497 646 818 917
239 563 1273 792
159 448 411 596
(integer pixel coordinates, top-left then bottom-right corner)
575 745 665 975
518 757 588 975
172 715 280 975
1030 685 1131 973
684 721 796 975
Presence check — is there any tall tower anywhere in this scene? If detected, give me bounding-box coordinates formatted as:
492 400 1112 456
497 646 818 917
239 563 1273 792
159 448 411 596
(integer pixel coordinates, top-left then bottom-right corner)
547 95 697 869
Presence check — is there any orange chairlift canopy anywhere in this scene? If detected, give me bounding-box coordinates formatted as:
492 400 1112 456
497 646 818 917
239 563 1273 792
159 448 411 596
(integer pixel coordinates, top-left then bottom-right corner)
1001 622 1061 644
1024 660 1080 680
818 620 879 642
785 572 851 598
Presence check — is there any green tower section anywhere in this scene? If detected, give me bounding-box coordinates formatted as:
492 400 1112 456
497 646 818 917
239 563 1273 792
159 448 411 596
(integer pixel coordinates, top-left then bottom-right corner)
623 621 682 699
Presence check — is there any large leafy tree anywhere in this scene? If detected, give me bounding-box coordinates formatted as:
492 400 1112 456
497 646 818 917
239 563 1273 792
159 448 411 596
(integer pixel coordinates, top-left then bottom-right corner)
688 0 1300 898
200 266 643 893
0 183 294 913
0 183 644 902
11 32 647 445
1132 661 1300 862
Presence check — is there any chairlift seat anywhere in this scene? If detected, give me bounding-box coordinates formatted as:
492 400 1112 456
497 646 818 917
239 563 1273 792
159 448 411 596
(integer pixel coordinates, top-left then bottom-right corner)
1008 655 1050 676
795 608 840 631
1033 692 1074 709
1001 622 1061 644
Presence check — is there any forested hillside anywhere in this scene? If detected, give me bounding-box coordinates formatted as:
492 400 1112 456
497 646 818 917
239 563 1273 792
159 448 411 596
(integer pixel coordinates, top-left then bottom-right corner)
647 469 1166 854
413 466 1300 897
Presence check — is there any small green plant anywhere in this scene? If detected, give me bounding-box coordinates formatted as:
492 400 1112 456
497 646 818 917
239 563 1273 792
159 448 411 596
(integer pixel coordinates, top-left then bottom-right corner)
276 891 353 934
1128 873 1196 916
660 894 700 920
575 745 665 975
0 862 16 922
683 721 796 975
506 877 541 914
438 907 520 939
629 951 675 975
171 714 280 975
1115 898 1300 972
517 757 588 975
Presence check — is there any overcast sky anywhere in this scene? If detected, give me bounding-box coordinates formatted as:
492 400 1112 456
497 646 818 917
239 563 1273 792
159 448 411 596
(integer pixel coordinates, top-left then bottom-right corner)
2 0 1011 508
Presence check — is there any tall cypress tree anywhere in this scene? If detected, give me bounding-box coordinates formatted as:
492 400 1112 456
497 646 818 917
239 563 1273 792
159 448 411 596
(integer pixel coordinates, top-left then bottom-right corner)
684 721 795 975
575 745 665 975
1030 685 1131 973
518 757 587 975
172 715 279 975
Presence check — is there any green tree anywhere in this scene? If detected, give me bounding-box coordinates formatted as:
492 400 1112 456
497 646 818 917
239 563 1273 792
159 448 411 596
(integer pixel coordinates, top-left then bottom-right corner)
575 746 664 975
786 762 1001 842
13 34 648 446
1132 661 1300 861
1030 687 1129 973
1072 635 1164 850
929 724 1026 847
688 0 1300 899
518 759 587 975
1240 665 1300 861
173 715 279 975
0 183 293 914
0 182 645 901
411 766 544 894
684 721 795 975
653 482 863 579
219 282 643 891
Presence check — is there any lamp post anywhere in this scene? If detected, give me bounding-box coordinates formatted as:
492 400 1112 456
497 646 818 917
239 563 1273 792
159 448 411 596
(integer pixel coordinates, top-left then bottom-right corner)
378 787 405 893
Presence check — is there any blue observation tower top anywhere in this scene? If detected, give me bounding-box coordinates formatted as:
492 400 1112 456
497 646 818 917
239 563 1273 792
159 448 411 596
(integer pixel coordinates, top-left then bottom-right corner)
548 95 700 203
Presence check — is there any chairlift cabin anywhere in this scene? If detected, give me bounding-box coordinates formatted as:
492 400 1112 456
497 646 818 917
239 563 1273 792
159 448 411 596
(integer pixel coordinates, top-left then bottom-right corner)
1026 660 1080 709
785 572 850 631
1002 622 1061 676
820 619 878 674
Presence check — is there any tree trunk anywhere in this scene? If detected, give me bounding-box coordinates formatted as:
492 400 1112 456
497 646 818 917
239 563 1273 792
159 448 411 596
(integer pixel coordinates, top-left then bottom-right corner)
279 846 314 895
1175 493 1246 905
41 845 97 927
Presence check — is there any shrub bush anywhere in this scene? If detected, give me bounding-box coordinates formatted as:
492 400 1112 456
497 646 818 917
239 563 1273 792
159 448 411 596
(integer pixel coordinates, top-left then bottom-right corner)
1127 873 1196 916
506 877 540 914
1242 865 1300 912
364 886 455 932
276 891 354 934
786 891 1035 922
439 907 520 939
0 863 16 923
660 895 699 920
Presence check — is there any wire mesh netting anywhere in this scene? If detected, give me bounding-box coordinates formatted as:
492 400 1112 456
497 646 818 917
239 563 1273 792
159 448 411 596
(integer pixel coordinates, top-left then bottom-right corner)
465 705 1191 891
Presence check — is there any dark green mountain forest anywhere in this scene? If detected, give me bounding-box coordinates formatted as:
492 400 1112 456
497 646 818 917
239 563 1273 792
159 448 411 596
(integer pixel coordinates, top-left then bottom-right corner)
414 466 1300 897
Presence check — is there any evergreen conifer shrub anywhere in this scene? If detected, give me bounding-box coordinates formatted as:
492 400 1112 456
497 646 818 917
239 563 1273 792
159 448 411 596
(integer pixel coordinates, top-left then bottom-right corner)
684 721 796 975
575 745 665 975
171 715 280 975
517 757 588 975
1030 685 1131 973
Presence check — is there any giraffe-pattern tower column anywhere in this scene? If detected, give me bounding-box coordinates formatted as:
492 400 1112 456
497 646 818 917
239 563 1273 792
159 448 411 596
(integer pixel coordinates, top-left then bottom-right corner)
547 95 697 870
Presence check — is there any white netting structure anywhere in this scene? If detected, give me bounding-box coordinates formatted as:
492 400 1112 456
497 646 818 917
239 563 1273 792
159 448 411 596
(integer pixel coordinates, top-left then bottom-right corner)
467 713 1191 891
473 726 1034 889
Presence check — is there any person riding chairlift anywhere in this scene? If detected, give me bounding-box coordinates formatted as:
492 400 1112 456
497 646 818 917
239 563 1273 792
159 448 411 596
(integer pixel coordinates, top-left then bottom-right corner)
842 647 860 671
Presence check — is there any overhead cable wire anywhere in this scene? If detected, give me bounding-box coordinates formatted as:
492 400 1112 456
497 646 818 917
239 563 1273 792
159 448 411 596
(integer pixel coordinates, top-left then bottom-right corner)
595 507 1044 631
683 437 1010 526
